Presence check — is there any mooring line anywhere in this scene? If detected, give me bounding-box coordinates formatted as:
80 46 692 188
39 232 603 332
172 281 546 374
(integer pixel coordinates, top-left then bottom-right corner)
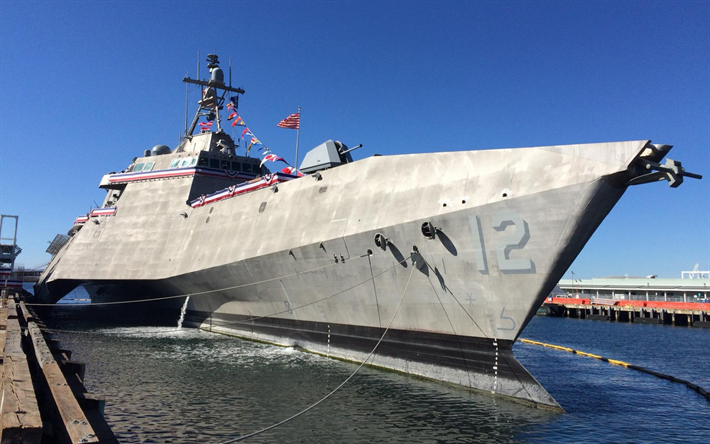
34 256 411 338
30 327 199 336
217 260 417 443
423 261 487 338
209 256 409 329
26 252 373 307
518 338 710 403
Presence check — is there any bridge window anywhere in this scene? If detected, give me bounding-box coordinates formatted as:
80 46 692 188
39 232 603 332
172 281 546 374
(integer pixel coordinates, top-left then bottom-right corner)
189 157 197 167
179 158 192 168
221 160 230 170
231 161 241 171
133 163 145 172
210 158 220 169
169 159 181 168
242 163 252 173
198 156 208 167
143 161 155 172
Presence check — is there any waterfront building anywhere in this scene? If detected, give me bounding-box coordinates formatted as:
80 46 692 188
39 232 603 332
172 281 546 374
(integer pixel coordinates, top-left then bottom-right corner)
558 273 709 303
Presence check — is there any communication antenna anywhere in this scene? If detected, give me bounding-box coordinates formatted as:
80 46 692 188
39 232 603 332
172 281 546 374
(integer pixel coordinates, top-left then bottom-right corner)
184 73 189 137
182 52 245 136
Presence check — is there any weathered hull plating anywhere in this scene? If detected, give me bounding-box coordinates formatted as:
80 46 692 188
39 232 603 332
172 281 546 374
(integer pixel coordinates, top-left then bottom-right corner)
36 140 652 409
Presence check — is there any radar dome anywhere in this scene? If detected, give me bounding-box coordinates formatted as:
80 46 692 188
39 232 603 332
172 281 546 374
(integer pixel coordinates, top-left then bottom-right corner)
211 67 224 84
151 144 171 156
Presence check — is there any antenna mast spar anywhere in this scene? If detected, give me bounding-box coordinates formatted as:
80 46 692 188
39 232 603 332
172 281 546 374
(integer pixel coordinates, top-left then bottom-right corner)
182 54 245 137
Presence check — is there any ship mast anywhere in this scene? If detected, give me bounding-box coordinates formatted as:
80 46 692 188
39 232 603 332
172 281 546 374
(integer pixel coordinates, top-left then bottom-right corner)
183 54 245 137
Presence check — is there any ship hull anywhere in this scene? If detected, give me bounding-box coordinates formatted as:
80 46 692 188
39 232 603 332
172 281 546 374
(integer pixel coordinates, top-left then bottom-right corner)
189 311 557 408
35 140 654 409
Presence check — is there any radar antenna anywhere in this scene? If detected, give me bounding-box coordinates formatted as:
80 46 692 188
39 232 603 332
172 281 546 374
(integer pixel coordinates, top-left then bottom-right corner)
183 54 245 137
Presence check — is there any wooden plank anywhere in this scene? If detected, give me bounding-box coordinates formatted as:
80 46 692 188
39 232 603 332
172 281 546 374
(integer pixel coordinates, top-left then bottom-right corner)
26 322 98 444
1 317 42 443
5 301 16 320
17 303 34 326
0 305 7 367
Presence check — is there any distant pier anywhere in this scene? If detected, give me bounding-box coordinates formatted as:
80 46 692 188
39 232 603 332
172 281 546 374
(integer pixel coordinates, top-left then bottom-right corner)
549 274 710 327
543 297 710 327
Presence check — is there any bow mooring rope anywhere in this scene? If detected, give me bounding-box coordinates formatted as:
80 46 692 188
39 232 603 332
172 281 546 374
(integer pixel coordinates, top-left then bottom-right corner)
217 260 416 443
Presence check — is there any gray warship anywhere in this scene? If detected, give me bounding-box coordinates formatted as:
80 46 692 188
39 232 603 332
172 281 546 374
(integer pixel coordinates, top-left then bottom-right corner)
34 54 701 410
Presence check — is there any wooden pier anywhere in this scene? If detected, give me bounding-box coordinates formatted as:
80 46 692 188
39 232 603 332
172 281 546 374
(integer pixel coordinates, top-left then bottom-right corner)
543 297 710 327
0 289 117 443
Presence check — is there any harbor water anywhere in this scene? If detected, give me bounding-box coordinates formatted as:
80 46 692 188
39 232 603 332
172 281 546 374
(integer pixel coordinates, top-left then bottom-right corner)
36 286 710 443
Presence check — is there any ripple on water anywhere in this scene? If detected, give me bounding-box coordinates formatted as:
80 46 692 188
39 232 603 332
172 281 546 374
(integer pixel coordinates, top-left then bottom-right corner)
47 315 710 444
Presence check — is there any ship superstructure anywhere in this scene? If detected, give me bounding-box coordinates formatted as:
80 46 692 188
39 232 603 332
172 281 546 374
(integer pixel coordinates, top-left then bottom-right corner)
35 54 701 410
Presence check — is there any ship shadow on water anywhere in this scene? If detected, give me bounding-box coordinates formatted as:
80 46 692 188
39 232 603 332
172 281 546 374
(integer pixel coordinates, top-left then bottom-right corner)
34 298 184 331
36 304 183 329
46 318 561 443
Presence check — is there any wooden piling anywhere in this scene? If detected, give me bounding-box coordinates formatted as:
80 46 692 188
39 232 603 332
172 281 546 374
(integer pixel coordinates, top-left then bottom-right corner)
543 297 709 327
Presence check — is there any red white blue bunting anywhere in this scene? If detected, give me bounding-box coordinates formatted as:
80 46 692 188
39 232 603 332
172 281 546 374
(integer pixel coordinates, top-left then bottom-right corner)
108 167 258 184
91 207 117 217
189 172 298 208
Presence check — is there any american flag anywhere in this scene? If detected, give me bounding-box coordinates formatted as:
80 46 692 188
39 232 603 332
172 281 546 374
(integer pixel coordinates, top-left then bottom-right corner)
277 113 300 130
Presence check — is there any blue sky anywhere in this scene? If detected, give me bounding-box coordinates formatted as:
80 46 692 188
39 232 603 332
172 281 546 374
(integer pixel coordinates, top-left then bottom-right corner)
1 0 708 278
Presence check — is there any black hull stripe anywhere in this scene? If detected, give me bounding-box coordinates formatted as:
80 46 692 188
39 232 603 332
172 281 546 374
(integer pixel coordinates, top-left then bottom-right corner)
189 311 531 386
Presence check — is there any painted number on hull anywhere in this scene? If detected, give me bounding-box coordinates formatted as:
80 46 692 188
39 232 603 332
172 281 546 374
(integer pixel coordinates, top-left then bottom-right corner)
468 211 534 274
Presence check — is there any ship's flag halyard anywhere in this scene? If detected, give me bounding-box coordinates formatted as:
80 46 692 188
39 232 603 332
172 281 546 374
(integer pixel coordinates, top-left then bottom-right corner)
238 126 262 155
227 102 246 127
247 136 263 156
260 154 287 167
207 107 303 175
277 113 300 129
282 166 304 177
